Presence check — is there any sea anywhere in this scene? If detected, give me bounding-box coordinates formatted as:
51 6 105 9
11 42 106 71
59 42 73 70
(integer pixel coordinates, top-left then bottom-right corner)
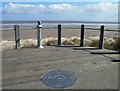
0 20 119 31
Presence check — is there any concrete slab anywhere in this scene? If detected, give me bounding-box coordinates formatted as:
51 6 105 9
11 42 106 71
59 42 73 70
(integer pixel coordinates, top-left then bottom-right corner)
2 46 119 89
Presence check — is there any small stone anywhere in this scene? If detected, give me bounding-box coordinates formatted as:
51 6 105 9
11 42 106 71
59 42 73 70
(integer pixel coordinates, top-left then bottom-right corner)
101 69 104 72
93 62 97 64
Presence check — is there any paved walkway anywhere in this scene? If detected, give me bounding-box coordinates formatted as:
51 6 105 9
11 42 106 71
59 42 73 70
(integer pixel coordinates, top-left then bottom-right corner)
2 46 119 89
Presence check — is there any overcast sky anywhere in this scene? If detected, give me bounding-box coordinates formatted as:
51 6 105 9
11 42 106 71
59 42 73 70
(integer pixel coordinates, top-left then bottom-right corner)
1 2 118 22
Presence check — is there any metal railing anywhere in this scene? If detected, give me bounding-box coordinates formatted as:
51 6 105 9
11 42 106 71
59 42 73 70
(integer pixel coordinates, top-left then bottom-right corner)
1 22 120 50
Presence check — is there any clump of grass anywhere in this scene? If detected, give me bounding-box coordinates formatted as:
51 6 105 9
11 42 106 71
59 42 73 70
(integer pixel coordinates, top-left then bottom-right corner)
62 36 80 45
112 37 120 51
21 39 37 47
104 42 114 50
0 40 15 51
1 36 120 51
104 38 115 50
62 39 75 45
43 37 57 46
89 40 99 47
103 36 120 51
84 39 92 46
88 36 120 51
71 37 80 46
46 39 57 46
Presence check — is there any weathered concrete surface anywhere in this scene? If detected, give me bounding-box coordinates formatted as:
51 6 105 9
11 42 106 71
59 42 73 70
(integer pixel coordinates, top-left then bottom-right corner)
2 46 119 89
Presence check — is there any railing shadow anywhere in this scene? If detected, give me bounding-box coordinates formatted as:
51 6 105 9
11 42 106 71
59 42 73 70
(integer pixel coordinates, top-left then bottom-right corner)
111 59 120 62
91 51 120 62
20 46 38 49
56 45 81 48
91 51 120 54
72 47 119 62
73 47 99 50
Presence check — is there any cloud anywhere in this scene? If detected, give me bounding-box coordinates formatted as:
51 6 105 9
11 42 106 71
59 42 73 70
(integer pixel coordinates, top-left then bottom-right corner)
84 2 118 21
0 6 2 14
49 3 76 11
84 2 117 12
47 2 118 21
3 3 46 14
73 2 117 21
3 2 117 14
2 2 118 21
48 2 117 13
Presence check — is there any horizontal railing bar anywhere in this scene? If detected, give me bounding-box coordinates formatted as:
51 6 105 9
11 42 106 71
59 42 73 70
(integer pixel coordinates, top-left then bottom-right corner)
42 27 58 29
1 26 120 32
85 28 100 30
19 27 37 30
61 27 81 29
0 28 14 31
104 29 120 32
1 28 37 31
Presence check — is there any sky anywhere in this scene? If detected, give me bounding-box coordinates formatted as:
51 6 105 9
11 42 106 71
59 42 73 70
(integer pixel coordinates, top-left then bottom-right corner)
1 1 119 22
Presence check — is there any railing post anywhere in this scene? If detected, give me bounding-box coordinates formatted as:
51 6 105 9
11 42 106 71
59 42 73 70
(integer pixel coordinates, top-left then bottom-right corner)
80 24 84 47
14 25 20 49
37 21 44 48
58 24 61 46
99 25 104 49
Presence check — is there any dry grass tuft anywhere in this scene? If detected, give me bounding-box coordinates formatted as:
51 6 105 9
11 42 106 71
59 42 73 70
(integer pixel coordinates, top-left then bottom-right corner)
1 36 120 51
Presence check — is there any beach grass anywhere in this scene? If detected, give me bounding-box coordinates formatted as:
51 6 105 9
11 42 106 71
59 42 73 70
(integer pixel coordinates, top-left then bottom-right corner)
1 36 119 51
112 36 120 51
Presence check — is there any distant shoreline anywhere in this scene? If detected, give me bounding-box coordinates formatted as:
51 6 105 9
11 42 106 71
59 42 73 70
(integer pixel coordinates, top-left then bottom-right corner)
1 20 118 24
1 22 118 31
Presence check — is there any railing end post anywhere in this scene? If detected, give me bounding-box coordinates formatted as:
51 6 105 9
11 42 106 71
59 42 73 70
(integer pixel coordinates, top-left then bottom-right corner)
98 25 105 49
14 25 20 49
80 24 85 47
58 24 61 46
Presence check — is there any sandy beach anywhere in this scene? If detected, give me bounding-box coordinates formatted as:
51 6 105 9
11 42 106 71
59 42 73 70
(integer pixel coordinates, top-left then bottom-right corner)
2 28 118 41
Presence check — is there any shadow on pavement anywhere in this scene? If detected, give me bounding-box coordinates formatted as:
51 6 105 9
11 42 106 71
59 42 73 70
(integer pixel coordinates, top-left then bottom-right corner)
91 52 120 54
111 59 120 62
73 47 99 50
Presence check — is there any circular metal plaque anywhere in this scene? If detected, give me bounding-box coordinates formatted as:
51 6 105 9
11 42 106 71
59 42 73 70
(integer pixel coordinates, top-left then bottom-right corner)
41 70 77 88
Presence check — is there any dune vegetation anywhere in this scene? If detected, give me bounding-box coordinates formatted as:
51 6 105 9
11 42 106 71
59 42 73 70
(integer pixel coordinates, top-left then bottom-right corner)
1 36 120 51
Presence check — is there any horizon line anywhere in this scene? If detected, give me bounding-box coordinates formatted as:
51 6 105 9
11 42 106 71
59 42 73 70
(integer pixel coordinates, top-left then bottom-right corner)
1 20 118 23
